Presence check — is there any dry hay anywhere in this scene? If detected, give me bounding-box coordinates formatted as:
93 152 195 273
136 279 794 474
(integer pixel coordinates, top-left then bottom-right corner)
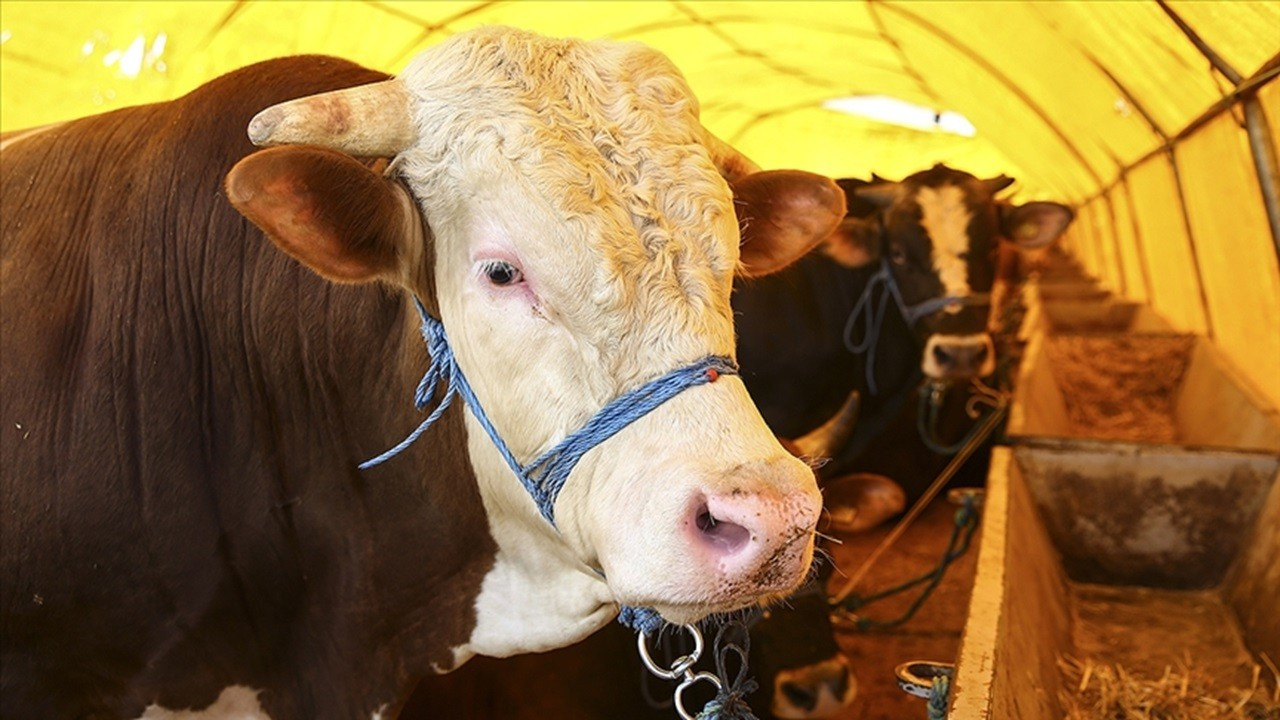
1045 335 1197 444
1060 654 1280 720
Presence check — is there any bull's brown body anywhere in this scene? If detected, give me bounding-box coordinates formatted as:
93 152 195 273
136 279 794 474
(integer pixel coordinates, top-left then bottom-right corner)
1 57 496 718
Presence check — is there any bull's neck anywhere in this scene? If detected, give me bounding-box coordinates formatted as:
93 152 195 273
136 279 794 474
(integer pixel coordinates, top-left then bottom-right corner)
219 275 499 697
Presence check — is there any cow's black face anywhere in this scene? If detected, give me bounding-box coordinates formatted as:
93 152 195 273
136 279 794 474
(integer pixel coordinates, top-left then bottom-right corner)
752 579 856 719
863 165 1011 381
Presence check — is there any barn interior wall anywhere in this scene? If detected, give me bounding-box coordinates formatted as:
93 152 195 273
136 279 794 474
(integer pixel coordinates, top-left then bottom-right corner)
1175 111 1280 410
0 2 1277 408
1124 153 1211 336
1094 192 1126 295
1084 71 1280 412
1111 178 1151 303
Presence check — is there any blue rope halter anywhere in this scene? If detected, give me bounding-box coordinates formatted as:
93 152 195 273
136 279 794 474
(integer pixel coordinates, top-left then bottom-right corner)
842 258 974 395
361 298 738 635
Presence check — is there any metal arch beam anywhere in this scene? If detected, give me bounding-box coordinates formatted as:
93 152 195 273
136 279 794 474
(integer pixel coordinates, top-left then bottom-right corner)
864 0 942 107
1118 174 1157 303
871 0 1105 189
725 100 823 146
671 2 844 92
1158 2 1280 266
1242 96 1280 264
195 0 247 53
1081 63 1280 208
385 1 502 69
1155 0 1243 85
611 15 883 46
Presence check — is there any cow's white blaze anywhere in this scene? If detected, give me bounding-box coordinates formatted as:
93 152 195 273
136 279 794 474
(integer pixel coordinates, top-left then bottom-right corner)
384 28 819 646
137 686 270 720
916 184 973 297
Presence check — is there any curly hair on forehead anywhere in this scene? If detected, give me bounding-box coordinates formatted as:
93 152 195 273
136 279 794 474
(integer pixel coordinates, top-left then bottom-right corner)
395 27 741 379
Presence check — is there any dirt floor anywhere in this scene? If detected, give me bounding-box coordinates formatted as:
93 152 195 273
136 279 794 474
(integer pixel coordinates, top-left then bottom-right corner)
1045 334 1197 444
823 496 983 720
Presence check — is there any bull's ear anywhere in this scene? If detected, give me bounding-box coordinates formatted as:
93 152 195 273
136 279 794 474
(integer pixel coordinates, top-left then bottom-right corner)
1001 201 1074 250
225 146 422 284
734 170 846 278
822 217 883 269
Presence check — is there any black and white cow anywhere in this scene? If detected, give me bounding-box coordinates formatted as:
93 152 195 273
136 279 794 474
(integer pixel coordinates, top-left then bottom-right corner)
735 164 1073 486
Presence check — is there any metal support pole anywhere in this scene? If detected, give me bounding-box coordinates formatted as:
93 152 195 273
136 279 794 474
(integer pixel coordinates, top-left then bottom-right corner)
1242 97 1280 264
1158 1 1280 264
1156 0 1243 84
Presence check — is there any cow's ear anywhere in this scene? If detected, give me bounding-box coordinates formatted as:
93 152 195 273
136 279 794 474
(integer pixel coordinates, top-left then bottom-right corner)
821 217 882 269
734 170 846 278
225 146 423 284
1001 201 1074 250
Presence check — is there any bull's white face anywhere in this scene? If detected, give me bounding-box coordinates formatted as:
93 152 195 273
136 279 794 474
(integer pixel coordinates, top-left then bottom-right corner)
390 29 821 652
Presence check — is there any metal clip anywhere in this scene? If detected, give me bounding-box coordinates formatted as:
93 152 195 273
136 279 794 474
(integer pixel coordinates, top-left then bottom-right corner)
637 624 723 720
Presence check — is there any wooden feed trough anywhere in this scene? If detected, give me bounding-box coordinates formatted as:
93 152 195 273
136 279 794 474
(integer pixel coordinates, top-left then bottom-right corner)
1028 277 1113 303
946 330 1280 718
1018 299 1173 340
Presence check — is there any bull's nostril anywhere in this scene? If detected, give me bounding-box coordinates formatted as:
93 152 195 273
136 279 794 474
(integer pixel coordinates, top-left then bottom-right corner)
694 504 751 555
781 681 819 712
832 668 851 701
932 345 953 366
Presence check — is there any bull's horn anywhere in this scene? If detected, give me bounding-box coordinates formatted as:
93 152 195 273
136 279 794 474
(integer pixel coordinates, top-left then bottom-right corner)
789 389 861 459
702 128 761 183
853 181 900 208
247 79 417 157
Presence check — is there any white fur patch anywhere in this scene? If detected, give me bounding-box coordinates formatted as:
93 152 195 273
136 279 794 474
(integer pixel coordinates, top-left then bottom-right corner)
772 656 858 719
916 184 973 297
138 686 271 720
453 409 620 658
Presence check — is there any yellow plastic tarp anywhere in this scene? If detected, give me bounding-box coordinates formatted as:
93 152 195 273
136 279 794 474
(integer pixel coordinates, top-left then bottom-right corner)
2 0 1278 406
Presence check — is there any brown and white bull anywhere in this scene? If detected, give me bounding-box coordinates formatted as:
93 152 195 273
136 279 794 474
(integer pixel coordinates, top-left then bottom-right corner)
0 27 844 719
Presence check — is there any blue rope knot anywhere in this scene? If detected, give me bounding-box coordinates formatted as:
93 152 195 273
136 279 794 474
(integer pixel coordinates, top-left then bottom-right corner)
618 605 666 636
927 673 951 720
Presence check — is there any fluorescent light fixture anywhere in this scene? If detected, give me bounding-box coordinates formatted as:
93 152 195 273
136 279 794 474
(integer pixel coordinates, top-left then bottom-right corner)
823 95 976 137
119 35 146 78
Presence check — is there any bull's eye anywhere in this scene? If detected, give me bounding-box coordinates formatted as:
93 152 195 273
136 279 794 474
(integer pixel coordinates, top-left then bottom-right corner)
482 260 522 286
890 247 908 265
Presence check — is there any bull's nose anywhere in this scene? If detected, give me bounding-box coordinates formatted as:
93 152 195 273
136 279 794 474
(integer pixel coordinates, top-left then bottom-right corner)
924 334 994 379
683 461 821 590
774 656 858 719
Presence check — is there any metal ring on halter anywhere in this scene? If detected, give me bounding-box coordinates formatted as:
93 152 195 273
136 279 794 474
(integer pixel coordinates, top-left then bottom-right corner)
895 660 954 699
636 623 704 680
674 671 724 720
946 487 986 508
